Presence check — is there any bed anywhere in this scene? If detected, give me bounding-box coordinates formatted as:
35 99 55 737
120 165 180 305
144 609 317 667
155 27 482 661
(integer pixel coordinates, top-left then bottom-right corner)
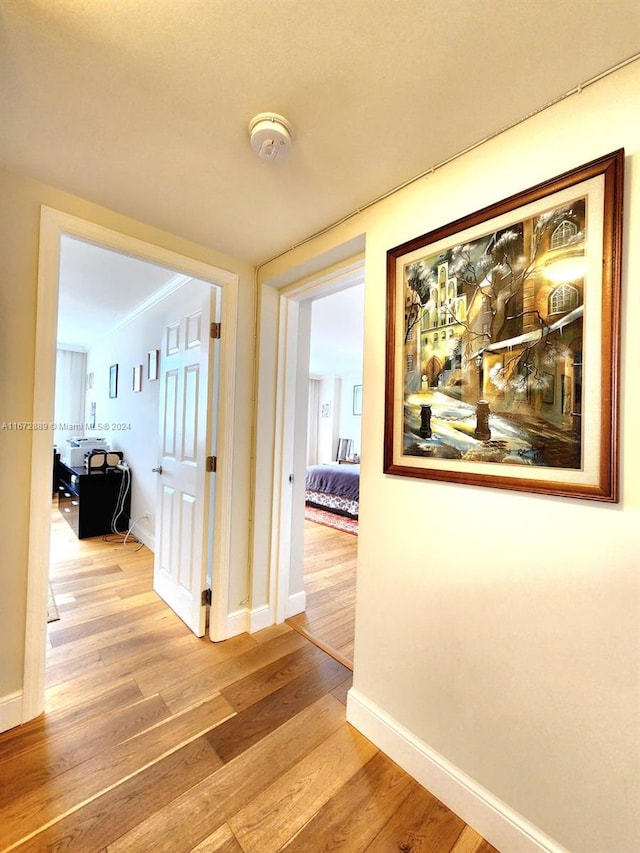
305 463 360 518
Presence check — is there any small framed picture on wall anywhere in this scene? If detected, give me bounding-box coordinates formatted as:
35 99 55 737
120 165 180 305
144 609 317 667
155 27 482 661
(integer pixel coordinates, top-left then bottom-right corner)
147 348 159 381
133 364 142 393
109 364 118 399
353 384 363 416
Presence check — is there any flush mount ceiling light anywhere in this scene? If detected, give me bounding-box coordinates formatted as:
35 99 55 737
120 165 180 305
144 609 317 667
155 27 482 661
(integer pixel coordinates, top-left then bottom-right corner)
248 112 294 162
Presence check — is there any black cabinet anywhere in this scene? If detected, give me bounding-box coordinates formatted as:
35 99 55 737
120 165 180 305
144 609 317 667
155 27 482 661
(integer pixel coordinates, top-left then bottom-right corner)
57 461 131 539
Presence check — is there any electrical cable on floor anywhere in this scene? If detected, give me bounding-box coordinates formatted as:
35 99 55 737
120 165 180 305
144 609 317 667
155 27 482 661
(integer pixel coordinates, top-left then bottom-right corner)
102 465 145 551
103 522 145 551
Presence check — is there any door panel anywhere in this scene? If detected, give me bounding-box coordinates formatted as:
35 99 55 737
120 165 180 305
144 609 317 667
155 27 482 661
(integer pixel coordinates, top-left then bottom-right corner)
183 365 199 461
177 492 196 590
153 283 216 636
163 370 179 457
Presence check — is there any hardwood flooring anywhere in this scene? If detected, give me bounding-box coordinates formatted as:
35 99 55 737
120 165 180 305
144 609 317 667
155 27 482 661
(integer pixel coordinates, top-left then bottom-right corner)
0 510 499 852
287 519 357 669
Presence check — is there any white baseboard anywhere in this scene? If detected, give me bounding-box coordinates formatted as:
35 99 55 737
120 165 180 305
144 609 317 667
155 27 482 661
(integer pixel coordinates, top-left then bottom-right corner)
224 607 249 638
223 604 277 638
346 689 569 853
249 604 273 633
131 525 154 552
285 590 306 618
0 690 24 734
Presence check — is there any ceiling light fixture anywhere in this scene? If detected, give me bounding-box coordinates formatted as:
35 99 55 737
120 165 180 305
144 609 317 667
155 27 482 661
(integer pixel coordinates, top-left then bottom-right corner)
248 112 294 162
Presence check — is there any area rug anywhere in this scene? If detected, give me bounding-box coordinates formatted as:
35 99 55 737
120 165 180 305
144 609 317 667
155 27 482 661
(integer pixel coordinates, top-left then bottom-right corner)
305 505 358 535
47 583 60 623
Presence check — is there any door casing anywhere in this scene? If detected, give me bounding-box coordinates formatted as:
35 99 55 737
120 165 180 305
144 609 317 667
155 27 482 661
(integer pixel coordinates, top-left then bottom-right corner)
24 206 239 722
260 258 365 625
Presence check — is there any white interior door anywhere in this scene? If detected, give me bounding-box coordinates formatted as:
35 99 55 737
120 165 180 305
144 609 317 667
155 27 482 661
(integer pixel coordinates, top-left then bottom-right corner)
153 283 217 635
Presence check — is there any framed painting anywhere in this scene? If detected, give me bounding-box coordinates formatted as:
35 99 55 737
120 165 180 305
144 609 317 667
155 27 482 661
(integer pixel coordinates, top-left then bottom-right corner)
147 348 159 381
384 149 624 501
353 384 363 416
133 364 142 393
109 364 118 399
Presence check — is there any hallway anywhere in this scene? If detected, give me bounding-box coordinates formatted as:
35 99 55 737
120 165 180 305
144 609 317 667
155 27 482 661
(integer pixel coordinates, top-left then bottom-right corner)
0 512 497 852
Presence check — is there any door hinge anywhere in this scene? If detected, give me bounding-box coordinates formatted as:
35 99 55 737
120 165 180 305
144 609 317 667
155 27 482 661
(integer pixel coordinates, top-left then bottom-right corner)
206 455 217 473
210 322 221 339
201 588 212 606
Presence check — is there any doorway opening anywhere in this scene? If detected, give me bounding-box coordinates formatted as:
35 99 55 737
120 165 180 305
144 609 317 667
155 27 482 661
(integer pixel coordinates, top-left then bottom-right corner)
53 237 222 626
262 258 365 670
24 207 238 723
287 284 364 668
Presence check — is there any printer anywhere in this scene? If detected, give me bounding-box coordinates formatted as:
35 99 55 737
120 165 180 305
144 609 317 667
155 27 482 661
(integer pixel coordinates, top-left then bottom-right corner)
63 437 110 468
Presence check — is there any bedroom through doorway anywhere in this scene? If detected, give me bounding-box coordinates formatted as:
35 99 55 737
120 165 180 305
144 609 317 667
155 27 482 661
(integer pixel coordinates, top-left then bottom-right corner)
286 284 364 668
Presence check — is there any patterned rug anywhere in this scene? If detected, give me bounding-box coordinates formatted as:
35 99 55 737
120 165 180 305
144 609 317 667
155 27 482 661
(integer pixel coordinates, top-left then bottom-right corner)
47 583 60 623
304 505 358 535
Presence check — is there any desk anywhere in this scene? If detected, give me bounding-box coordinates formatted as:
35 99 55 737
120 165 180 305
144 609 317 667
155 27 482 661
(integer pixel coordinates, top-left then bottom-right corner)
56 461 130 539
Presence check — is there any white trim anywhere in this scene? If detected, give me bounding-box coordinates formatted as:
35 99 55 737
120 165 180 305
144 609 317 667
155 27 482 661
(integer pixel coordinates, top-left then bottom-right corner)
24 206 238 722
265 257 366 628
285 590 306 619
269 294 290 624
47 211 238 286
280 257 365 301
221 604 275 637
346 689 569 853
225 607 250 636
126 515 156 554
56 343 87 353
24 209 60 723
274 298 301 623
0 691 24 734
131 528 155 553
208 267 238 641
249 604 273 633
113 273 191 331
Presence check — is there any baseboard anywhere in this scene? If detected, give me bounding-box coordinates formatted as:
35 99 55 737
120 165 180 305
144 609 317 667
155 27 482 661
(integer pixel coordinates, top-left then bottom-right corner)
346 689 569 853
285 590 306 618
249 604 272 633
224 607 249 638
214 603 278 641
0 690 23 734
130 525 154 552
223 604 276 638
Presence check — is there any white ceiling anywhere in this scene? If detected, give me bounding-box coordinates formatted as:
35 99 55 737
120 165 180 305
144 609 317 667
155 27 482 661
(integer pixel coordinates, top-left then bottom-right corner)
3 2 639 351
58 233 364 368
57 236 179 349
2 0 639 268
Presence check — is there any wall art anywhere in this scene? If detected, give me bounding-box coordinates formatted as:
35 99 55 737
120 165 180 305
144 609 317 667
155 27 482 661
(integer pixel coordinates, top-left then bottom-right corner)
384 150 623 501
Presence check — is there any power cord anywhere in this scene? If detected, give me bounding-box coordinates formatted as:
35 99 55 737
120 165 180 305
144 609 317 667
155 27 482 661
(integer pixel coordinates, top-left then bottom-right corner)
102 464 145 551
111 464 130 534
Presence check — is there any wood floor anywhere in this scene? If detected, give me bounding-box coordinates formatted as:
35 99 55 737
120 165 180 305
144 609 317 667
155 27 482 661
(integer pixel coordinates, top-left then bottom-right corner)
0 510 499 853
287 518 357 669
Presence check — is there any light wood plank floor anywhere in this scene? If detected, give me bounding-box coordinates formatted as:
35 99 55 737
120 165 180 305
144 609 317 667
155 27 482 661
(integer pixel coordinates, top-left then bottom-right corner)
287 519 357 669
0 510 499 853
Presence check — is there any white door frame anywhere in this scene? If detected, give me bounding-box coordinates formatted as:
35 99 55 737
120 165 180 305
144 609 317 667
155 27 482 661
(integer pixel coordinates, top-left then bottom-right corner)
267 259 365 624
23 206 238 722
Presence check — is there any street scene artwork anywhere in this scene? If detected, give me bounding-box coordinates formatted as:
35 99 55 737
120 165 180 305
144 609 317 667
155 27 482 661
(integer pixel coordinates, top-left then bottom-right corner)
384 151 623 500
402 198 585 470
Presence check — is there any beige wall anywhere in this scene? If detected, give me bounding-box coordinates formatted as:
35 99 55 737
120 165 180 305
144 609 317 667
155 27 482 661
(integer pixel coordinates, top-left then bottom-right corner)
0 168 255 702
259 61 640 852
